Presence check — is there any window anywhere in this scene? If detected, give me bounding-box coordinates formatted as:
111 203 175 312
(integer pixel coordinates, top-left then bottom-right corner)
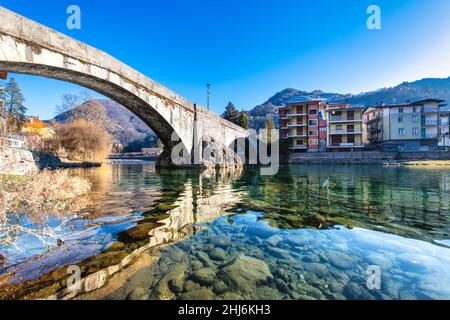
413 107 417 113
399 107 404 113
296 139 304 145
412 128 418 135
398 117 404 123
347 125 355 133
412 115 418 122
347 135 355 143
308 130 318 136
398 128 405 136
347 111 355 120
308 109 318 115
336 124 343 131
308 119 318 126
308 139 318 145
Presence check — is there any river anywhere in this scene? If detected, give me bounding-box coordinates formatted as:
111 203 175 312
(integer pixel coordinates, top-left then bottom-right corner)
0 161 449 300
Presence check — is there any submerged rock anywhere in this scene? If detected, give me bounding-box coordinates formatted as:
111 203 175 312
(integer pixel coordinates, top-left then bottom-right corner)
265 246 291 259
219 255 273 293
197 252 214 267
184 280 201 292
127 287 149 300
191 260 204 271
213 281 228 294
191 268 216 286
327 251 356 270
304 263 328 278
180 288 215 300
219 292 243 300
343 283 374 300
264 235 283 247
209 248 228 261
210 235 232 248
150 263 187 300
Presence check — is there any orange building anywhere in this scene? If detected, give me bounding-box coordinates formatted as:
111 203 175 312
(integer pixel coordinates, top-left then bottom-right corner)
22 116 54 139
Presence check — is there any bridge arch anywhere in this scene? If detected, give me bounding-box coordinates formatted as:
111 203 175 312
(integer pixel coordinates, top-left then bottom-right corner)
0 7 247 167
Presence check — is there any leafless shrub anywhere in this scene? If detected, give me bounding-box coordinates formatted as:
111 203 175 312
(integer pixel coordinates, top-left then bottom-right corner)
52 119 112 162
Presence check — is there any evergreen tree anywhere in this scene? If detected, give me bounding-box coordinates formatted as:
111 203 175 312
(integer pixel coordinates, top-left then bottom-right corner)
241 110 249 129
221 102 241 126
5 77 27 133
264 115 275 143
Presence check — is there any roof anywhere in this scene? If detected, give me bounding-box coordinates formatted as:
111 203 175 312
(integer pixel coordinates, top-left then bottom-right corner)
411 98 445 105
326 104 364 112
286 97 324 104
372 98 446 108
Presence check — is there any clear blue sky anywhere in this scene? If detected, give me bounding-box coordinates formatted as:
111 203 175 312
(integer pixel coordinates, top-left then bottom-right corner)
1 0 450 119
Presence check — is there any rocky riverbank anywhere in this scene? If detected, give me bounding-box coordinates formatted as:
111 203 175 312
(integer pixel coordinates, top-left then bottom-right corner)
0 147 101 176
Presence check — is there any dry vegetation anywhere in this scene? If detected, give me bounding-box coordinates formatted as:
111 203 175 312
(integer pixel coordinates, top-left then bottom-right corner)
0 170 91 224
51 119 112 162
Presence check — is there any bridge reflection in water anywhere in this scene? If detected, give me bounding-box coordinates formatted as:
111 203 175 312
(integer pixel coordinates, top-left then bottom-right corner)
0 163 246 300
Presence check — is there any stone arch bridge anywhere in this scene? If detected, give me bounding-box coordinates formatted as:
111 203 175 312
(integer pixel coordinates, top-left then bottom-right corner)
0 7 248 168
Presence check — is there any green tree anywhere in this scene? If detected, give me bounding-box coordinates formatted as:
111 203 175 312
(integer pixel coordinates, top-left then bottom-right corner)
264 115 275 143
241 110 249 129
5 77 27 133
221 102 241 126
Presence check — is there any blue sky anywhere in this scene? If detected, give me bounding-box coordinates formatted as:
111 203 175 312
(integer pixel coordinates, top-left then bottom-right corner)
1 0 450 119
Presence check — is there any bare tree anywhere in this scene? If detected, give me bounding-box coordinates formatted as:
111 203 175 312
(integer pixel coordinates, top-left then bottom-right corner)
55 93 81 115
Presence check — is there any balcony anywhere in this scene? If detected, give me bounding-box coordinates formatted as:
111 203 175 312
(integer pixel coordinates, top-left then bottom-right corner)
329 129 363 135
329 142 364 148
287 113 307 117
366 115 381 123
289 145 308 150
421 134 438 139
421 108 439 114
286 133 307 138
287 123 307 127
422 120 439 126
329 116 363 123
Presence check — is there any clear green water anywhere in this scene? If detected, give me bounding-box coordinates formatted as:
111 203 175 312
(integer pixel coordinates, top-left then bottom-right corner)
1 162 450 300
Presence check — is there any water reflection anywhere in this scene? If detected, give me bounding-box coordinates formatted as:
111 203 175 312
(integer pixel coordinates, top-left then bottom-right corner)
1 163 450 300
0 163 245 299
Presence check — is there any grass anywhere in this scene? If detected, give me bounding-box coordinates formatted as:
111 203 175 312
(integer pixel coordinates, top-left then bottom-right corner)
0 170 92 223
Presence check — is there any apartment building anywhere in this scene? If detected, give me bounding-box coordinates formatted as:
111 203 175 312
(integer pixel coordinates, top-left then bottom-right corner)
279 98 327 152
363 99 446 151
326 104 364 150
438 104 450 149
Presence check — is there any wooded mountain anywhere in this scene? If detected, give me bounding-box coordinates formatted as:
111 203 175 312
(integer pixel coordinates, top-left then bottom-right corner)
50 99 157 146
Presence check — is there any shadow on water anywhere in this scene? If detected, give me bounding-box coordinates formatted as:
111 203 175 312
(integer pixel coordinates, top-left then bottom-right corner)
1 163 450 300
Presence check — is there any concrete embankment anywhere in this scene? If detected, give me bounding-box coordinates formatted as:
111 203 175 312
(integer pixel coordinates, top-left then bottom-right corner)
288 151 450 165
0 148 38 175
